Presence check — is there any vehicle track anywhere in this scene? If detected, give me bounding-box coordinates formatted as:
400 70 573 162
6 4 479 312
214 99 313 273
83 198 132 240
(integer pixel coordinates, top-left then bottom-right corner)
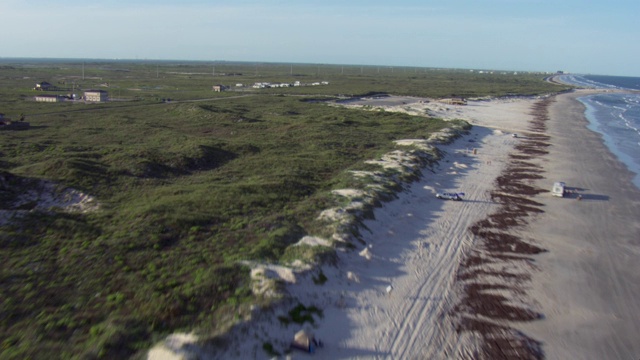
360 134 514 359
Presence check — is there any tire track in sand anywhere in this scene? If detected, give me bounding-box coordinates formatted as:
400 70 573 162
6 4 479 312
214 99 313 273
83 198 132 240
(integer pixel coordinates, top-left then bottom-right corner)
380 137 512 359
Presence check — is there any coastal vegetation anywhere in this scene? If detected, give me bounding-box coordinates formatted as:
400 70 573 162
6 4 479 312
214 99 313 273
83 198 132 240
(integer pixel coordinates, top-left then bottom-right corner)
0 60 570 358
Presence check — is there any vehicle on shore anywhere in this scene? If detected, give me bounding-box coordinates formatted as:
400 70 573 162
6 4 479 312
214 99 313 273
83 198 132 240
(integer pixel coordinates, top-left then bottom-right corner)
436 192 464 201
552 182 566 197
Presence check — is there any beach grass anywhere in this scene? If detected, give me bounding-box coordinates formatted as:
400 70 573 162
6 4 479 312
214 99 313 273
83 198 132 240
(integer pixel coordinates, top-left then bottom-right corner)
0 60 571 358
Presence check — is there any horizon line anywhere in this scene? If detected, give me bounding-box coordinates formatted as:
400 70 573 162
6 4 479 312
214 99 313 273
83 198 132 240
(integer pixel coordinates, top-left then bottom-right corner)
0 56 568 75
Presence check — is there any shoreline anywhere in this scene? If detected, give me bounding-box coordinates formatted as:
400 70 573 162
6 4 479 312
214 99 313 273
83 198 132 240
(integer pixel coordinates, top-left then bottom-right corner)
575 93 640 190
519 90 640 359
452 89 640 359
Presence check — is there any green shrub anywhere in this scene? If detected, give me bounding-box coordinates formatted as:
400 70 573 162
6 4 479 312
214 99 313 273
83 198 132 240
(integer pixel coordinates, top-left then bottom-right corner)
312 270 328 285
262 342 280 357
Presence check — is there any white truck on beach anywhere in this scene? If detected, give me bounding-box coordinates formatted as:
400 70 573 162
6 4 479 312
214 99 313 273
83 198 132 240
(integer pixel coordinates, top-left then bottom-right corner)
552 182 566 197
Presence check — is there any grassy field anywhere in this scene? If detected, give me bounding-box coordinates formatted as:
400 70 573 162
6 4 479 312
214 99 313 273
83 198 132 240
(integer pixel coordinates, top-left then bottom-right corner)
0 59 571 359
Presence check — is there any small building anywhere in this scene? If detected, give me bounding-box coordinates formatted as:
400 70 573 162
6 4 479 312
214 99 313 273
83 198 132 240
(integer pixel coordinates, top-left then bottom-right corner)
212 85 227 92
84 90 108 102
439 98 467 105
35 81 53 91
35 94 64 102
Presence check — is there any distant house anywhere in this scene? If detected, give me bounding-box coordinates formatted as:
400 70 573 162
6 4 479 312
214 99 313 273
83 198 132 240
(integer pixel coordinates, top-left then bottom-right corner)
212 85 227 92
35 81 53 91
34 94 64 102
84 90 108 102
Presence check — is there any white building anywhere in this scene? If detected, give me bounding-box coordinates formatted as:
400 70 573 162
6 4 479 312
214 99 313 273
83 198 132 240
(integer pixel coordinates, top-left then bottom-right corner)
34 94 64 102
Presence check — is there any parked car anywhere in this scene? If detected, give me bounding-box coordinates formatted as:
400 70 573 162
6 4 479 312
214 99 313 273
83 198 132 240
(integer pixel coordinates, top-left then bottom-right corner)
551 182 566 197
436 192 463 201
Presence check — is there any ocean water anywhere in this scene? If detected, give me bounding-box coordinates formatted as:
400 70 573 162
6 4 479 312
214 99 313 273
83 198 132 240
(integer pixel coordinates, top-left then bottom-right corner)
557 74 640 190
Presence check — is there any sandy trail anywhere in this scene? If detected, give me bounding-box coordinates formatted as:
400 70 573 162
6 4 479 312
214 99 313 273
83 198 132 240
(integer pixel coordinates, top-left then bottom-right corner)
337 128 518 359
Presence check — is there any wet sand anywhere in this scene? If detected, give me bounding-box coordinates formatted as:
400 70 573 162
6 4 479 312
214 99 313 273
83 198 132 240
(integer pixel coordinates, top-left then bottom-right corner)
453 90 640 360
519 91 640 360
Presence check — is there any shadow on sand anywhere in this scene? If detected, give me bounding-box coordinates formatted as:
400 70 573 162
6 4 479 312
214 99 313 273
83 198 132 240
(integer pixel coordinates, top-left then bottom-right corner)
564 188 609 201
567 192 609 201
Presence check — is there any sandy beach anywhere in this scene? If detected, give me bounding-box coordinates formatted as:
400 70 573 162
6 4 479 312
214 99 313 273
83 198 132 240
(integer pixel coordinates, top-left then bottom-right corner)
520 91 640 360
149 91 640 359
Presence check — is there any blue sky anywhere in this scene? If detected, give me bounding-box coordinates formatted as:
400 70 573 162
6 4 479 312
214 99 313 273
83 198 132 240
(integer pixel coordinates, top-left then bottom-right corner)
1 0 639 76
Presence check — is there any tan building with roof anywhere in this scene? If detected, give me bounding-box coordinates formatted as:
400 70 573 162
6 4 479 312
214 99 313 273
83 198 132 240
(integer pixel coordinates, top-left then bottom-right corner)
84 90 108 102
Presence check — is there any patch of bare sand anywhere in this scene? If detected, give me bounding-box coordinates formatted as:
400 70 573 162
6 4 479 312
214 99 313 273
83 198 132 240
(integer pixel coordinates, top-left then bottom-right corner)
0 177 100 225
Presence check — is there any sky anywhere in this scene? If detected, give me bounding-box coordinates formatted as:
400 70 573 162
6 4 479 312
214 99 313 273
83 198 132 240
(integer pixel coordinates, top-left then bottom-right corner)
1 0 639 77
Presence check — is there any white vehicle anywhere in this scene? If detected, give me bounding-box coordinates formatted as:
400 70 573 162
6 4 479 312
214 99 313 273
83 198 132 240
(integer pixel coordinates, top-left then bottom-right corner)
551 182 566 197
436 192 464 201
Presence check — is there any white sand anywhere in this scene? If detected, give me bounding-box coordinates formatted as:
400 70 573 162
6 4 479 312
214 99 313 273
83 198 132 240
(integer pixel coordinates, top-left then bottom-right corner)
149 92 640 359
0 179 100 225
